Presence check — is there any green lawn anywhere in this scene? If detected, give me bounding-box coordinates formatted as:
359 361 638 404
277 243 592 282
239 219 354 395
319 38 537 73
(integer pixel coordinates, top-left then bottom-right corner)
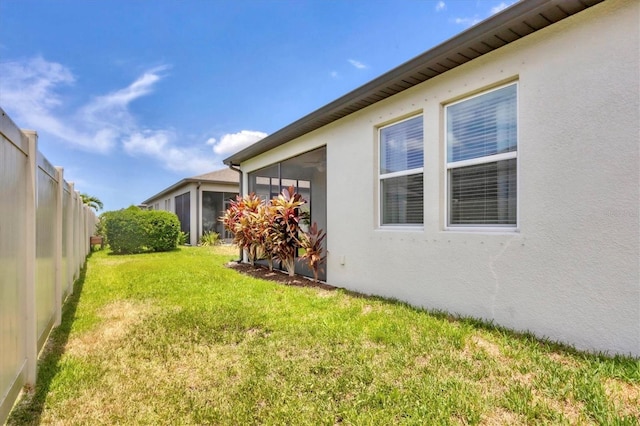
8 246 639 425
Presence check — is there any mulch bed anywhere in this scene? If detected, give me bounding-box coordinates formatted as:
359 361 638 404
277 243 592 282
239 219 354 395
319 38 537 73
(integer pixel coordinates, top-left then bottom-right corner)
226 261 337 291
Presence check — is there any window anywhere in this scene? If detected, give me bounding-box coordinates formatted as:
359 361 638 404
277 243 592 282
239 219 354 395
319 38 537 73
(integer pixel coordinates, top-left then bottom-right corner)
379 115 424 226
446 83 517 228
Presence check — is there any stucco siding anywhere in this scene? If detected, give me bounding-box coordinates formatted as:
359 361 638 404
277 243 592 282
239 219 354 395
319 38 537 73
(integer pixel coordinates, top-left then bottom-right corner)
144 181 238 245
241 0 639 356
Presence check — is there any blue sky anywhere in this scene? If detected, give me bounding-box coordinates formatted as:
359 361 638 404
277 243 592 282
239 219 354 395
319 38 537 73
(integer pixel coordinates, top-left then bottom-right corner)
0 0 513 212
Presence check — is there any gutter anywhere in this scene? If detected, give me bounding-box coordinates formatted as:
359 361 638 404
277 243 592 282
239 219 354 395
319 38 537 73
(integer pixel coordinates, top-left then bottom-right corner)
228 164 243 195
222 0 604 166
196 181 201 245
227 164 243 262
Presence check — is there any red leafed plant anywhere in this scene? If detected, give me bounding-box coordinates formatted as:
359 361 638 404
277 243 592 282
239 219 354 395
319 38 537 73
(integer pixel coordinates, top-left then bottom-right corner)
297 221 326 282
221 186 324 280
256 203 276 271
269 186 306 276
221 193 265 265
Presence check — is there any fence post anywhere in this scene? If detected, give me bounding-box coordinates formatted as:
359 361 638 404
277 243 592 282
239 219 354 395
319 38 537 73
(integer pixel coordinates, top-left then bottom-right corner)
65 183 73 295
68 183 78 283
75 190 81 278
23 130 38 386
54 167 64 326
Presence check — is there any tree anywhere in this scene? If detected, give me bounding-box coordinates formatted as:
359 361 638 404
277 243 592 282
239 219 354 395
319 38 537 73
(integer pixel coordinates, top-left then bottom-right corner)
80 193 104 211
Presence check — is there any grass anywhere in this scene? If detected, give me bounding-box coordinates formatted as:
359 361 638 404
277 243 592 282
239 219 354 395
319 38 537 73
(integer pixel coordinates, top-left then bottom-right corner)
7 246 639 425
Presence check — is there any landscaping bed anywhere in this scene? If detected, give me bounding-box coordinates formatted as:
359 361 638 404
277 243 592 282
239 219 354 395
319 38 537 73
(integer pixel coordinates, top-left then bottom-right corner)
226 261 336 291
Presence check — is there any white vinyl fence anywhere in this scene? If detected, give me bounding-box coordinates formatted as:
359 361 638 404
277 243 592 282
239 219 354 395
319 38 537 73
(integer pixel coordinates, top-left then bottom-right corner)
1 107 97 423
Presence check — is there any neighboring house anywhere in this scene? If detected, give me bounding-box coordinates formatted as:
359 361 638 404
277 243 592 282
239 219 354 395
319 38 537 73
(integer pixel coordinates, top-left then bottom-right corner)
141 168 239 246
225 0 639 356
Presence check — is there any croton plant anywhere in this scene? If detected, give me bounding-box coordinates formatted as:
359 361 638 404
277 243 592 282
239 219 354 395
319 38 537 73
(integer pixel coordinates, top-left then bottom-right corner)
221 186 326 280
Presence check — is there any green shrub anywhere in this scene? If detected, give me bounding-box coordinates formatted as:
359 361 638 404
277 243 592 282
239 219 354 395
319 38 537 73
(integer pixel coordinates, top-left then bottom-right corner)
103 207 146 254
143 210 181 252
178 231 189 246
103 206 180 254
96 210 115 243
95 218 106 238
199 231 220 246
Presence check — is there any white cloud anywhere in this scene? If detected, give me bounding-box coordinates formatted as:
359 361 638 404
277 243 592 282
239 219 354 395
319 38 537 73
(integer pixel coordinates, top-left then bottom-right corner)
0 56 74 108
0 57 168 153
123 129 171 156
123 130 215 175
436 1 446 12
330 71 339 78
0 57 101 149
162 147 217 174
99 66 167 107
453 16 482 27
209 130 267 156
348 59 368 70
0 57 260 176
453 1 515 27
490 2 512 15
79 65 169 129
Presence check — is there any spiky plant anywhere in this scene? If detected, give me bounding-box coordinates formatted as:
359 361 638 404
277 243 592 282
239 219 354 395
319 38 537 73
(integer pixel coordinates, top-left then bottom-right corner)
257 203 276 270
199 231 220 246
220 193 265 265
297 222 326 282
269 186 306 276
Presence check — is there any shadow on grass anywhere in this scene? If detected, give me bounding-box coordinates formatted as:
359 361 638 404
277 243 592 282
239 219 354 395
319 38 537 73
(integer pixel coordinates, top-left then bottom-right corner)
7 258 89 425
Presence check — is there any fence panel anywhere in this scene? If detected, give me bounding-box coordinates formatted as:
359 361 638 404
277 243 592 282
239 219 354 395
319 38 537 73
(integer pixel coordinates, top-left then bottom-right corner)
36 154 58 351
0 114 29 425
0 108 97 423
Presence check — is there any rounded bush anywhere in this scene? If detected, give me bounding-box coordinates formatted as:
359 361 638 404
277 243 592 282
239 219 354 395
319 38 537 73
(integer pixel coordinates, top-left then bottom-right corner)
102 206 180 254
103 207 146 254
143 210 181 252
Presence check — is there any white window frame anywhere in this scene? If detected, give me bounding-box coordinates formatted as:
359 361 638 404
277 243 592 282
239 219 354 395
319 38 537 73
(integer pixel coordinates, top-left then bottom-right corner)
444 82 519 232
378 114 424 228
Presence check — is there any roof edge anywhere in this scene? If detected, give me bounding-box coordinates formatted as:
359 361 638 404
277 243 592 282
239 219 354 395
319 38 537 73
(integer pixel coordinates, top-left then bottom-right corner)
141 175 238 205
224 0 604 166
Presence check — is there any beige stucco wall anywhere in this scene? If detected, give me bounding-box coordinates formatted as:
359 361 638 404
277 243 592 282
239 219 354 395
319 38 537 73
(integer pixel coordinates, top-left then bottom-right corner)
240 0 639 356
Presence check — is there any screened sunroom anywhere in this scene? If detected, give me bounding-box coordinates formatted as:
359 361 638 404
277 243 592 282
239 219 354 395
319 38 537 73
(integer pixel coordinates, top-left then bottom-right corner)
248 146 327 281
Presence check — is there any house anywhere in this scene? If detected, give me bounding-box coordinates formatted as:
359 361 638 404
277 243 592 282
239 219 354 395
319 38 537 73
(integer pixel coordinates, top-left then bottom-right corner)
141 168 239 245
224 0 639 356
